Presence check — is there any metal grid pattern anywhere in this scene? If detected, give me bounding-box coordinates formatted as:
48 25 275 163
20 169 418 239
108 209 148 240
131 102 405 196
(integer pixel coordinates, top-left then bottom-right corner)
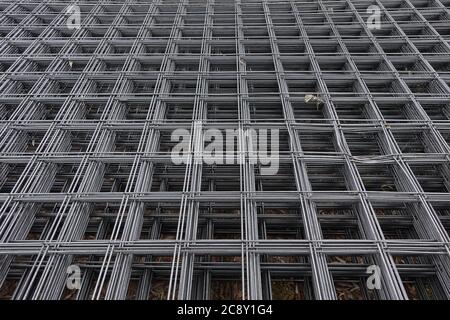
0 0 450 300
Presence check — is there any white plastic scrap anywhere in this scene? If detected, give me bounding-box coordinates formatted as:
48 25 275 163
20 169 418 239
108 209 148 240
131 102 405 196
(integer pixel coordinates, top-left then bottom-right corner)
304 94 324 110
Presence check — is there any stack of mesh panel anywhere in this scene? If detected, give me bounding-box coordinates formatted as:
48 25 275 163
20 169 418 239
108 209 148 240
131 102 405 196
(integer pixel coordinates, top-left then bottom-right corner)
0 0 450 300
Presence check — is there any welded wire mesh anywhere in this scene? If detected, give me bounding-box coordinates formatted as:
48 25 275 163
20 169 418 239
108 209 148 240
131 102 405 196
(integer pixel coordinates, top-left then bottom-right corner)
0 0 450 300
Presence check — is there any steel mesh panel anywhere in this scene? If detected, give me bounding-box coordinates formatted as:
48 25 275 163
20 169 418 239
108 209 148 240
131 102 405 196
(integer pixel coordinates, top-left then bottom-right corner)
0 0 449 300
